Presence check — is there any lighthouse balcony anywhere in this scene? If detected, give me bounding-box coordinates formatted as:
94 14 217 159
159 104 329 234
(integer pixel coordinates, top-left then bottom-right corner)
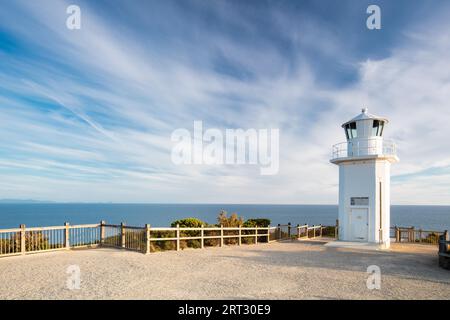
331 138 397 162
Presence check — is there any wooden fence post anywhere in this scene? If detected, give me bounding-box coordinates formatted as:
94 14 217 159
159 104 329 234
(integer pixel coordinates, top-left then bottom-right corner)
277 224 281 240
255 226 258 245
201 224 204 249
419 229 423 243
176 224 180 251
296 224 300 239
64 222 70 249
238 225 242 246
100 220 105 245
288 222 291 239
20 224 26 255
121 222 126 248
395 226 400 242
220 225 224 247
267 226 270 243
313 225 316 238
335 219 339 240
145 224 151 254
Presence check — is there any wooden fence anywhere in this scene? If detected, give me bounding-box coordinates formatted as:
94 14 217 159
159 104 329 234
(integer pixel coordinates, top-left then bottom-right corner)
0 221 337 258
0 221 275 257
391 226 447 245
2 221 445 258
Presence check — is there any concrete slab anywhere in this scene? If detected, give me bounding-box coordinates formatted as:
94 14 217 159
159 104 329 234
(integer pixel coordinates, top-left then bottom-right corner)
325 240 390 251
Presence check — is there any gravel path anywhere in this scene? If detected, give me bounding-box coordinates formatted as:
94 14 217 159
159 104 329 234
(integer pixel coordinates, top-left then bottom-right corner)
0 241 448 299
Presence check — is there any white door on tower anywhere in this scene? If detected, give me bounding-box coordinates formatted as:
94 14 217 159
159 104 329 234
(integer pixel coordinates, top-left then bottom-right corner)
350 208 368 241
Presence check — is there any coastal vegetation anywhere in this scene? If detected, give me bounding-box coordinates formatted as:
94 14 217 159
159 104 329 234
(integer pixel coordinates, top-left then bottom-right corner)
99 211 272 252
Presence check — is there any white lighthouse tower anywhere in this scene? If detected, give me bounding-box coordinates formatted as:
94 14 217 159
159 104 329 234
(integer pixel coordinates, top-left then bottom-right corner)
330 108 398 249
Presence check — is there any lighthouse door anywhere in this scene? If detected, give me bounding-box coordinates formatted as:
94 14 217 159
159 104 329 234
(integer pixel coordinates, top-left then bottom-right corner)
350 208 368 241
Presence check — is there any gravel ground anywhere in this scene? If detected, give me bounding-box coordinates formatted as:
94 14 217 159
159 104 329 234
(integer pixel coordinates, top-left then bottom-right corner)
0 240 448 300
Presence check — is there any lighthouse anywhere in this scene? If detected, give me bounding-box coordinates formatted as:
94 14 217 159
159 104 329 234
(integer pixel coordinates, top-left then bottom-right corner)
330 108 398 249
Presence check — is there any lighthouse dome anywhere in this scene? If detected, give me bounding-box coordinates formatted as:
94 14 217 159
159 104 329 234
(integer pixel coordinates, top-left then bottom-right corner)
341 108 388 140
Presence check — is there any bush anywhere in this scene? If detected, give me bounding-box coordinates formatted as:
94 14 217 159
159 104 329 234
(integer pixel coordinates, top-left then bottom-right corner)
217 210 243 227
171 218 205 228
216 211 244 245
171 217 206 249
243 218 271 227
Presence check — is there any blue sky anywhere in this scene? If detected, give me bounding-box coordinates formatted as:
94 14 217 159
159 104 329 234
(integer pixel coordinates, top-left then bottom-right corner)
1 0 450 204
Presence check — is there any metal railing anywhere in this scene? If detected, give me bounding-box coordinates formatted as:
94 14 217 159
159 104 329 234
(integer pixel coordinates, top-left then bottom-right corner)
0 223 100 257
331 138 397 160
270 223 337 241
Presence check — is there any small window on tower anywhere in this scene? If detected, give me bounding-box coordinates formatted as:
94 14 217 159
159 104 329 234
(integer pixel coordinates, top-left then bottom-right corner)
351 197 369 206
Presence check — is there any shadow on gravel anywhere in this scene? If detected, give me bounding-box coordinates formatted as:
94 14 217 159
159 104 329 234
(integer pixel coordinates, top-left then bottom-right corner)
218 241 449 284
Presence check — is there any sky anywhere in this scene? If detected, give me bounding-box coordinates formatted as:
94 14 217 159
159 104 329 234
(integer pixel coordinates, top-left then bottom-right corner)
0 0 450 204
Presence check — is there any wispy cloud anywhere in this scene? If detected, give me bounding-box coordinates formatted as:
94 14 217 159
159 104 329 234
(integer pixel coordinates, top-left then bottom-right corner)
0 0 449 204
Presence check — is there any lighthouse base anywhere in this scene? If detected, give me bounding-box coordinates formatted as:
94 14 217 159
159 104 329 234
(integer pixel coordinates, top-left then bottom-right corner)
325 240 390 251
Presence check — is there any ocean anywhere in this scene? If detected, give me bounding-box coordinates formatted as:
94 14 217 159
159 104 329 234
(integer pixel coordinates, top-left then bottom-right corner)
0 204 449 231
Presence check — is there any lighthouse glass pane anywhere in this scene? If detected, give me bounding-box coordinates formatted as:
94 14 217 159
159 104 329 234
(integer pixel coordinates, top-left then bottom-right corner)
372 120 385 136
372 120 380 136
345 125 350 139
349 122 357 138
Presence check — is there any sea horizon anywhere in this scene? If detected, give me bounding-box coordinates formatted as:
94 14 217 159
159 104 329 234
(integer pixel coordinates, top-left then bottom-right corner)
1 203 449 231
2 199 450 206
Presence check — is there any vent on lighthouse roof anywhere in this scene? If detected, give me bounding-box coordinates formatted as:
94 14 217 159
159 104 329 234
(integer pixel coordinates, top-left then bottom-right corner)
341 108 389 128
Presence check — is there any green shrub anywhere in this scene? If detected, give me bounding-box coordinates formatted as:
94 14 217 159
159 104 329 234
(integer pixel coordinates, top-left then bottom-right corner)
171 217 206 249
171 217 205 228
243 218 271 227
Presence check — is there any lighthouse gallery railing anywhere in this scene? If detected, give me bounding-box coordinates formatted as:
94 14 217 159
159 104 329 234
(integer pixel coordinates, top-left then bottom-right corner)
331 138 397 160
